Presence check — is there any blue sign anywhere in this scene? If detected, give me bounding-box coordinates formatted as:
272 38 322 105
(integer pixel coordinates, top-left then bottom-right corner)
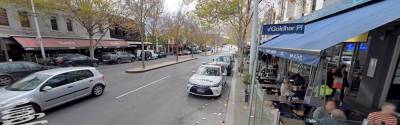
260 48 320 66
262 23 305 35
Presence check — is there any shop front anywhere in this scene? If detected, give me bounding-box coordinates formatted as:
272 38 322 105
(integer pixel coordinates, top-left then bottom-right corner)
11 36 128 61
252 1 400 124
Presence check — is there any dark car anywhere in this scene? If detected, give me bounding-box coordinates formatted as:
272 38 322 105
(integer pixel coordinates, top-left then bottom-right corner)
102 52 136 64
157 52 167 58
215 56 233 76
138 51 152 61
0 61 50 86
54 54 99 67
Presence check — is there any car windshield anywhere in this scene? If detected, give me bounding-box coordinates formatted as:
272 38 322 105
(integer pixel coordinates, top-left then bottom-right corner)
342 57 352 61
197 66 221 76
216 56 228 62
5 73 51 91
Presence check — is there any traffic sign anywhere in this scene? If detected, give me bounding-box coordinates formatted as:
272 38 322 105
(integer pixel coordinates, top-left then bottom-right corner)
262 23 305 35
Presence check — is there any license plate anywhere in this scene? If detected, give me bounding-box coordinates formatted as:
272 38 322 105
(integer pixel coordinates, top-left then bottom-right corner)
197 89 205 93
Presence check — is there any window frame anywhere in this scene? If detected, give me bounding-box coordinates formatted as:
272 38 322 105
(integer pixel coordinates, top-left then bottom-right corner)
18 11 30 28
43 72 73 88
0 8 9 26
66 18 73 32
50 16 58 31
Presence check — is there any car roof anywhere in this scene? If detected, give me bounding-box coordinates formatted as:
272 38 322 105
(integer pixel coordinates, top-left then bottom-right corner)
36 67 96 75
200 64 221 68
0 61 37 64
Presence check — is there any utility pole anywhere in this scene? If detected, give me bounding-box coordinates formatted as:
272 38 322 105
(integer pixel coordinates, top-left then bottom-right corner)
30 0 46 59
248 0 259 124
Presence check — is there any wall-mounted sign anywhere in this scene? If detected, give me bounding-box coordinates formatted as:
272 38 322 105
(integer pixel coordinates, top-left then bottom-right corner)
262 23 305 35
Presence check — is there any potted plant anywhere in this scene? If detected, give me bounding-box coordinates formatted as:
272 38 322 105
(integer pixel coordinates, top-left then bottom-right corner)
243 73 251 102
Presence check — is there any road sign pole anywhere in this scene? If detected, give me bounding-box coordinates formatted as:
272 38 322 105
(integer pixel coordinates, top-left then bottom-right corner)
248 0 259 124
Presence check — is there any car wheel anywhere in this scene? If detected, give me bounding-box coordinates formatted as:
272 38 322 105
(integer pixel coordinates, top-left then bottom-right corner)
0 75 13 86
92 84 104 97
17 103 40 114
92 62 99 67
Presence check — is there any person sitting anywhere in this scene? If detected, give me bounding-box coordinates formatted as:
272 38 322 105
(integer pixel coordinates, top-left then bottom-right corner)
313 99 338 120
367 102 398 125
318 109 350 125
280 79 293 101
289 72 306 86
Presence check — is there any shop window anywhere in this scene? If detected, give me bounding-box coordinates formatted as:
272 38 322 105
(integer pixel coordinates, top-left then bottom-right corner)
18 11 30 28
50 16 58 31
66 18 73 32
0 8 9 26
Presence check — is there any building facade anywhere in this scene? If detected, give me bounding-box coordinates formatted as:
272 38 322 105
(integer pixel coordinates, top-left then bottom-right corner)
0 5 127 61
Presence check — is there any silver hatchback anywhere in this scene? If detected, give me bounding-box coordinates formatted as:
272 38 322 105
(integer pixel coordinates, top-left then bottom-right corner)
0 67 106 113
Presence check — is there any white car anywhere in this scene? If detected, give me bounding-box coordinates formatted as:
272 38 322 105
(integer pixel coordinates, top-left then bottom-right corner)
187 65 227 97
137 50 159 60
0 67 106 114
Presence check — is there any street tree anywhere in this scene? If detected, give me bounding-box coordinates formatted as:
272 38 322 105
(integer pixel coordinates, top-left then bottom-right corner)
195 0 254 72
123 0 163 68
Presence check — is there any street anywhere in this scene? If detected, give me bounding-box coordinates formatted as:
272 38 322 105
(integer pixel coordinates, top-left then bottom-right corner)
41 55 231 125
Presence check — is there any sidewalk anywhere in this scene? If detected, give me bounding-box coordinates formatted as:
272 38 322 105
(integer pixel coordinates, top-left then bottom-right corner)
225 66 249 125
125 57 197 73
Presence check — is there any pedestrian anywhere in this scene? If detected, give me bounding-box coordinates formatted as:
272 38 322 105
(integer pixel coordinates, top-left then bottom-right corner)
313 99 338 120
367 102 398 125
318 109 350 125
338 64 349 104
326 66 336 100
280 79 293 101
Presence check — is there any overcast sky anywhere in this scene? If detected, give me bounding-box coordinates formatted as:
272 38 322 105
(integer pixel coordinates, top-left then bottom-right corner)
163 0 196 14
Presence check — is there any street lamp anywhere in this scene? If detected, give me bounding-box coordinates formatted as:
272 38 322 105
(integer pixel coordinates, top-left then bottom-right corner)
30 0 46 59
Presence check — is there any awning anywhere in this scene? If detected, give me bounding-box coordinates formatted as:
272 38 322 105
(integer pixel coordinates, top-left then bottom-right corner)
260 0 400 65
13 37 128 50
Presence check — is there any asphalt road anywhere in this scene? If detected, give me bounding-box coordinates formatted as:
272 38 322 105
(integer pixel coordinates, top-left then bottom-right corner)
41 54 232 125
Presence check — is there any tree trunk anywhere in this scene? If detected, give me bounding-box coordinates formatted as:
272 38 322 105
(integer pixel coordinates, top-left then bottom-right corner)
175 41 179 62
141 27 146 69
89 35 95 59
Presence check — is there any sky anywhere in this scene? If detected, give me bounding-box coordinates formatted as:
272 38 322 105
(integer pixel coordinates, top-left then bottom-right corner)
163 0 196 14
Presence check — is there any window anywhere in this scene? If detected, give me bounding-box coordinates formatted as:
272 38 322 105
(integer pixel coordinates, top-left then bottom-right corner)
75 70 94 81
66 18 73 31
0 8 9 26
45 72 73 88
18 11 30 27
50 16 58 30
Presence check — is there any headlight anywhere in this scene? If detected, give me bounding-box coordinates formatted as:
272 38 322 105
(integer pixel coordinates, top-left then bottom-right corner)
211 82 221 87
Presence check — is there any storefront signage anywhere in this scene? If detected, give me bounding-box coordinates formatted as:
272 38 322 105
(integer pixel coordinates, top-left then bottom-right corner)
261 48 320 66
262 23 305 35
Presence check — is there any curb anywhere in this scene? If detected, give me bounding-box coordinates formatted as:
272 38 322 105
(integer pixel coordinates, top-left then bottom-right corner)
125 58 197 73
225 61 239 125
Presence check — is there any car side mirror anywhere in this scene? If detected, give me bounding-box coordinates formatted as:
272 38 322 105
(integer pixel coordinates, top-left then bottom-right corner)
42 86 53 92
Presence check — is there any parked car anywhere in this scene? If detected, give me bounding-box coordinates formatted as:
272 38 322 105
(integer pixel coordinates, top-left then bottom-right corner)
0 67 106 114
137 51 152 61
182 50 191 55
53 54 99 67
137 50 158 60
187 64 227 97
102 52 136 64
157 52 167 58
212 55 233 76
0 62 52 86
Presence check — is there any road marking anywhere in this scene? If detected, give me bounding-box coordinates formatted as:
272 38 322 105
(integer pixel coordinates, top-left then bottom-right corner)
115 75 170 99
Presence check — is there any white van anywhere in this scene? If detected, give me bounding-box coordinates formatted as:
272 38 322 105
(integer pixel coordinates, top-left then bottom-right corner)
136 50 158 60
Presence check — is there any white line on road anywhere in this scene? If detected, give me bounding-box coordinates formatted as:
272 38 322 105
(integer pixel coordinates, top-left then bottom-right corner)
115 75 170 99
